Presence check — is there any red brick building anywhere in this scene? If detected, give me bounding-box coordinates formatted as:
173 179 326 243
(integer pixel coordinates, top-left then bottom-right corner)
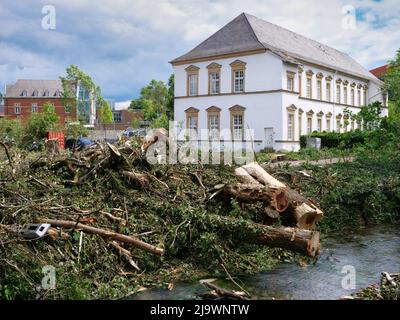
4 80 76 124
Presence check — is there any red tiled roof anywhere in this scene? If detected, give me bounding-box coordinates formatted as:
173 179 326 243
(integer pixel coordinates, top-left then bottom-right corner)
370 65 388 78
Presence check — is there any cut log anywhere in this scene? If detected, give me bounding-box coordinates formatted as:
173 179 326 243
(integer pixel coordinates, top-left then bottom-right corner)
242 162 286 189
122 170 150 188
107 142 121 158
291 203 323 230
284 187 324 230
41 218 163 256
235 162 324 229
141 128 168 153
234 167 261 185
224 183 287 215
207 214 320 257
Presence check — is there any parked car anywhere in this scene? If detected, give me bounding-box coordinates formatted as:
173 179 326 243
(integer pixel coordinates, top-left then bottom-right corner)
65 136 94 150
122 128 147 138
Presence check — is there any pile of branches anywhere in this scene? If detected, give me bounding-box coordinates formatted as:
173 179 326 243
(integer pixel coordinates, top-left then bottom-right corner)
0 136 323 299
352 272 400 300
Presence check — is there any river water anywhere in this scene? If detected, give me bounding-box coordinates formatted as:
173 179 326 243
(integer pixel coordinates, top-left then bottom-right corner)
132 225 400 300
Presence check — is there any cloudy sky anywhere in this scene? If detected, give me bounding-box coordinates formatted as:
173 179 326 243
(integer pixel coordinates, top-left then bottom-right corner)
0 0 399 102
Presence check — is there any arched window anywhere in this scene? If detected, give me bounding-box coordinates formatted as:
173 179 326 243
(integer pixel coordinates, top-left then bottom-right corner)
21 90 27 97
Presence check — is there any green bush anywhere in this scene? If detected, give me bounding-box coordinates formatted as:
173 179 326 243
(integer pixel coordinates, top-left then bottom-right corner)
300 135 307 149
0 118 23 145
301 130 368 150
23 102 60 145
64 122 89 139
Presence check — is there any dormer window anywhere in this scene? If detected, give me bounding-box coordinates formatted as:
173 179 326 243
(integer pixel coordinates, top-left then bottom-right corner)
54 90 60 97
43 90 50 97
21 90 27 97
32 90 38 97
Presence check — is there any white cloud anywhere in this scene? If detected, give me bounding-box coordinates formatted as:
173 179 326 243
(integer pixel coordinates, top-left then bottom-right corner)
0 0 399 100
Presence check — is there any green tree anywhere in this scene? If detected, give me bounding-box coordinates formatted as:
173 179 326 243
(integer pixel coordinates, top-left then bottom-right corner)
383 49 400 118
0 118 23 145
60 65 102 122
99 100 113 125
166 74 174 119
140 80 168 113
141 99 157 121
98 99 113 138
131 117 140 129
357 102 383 130
23 102 60 144
151 114 169 129
129 75 174 126
129 98 144 109
343 107 355 129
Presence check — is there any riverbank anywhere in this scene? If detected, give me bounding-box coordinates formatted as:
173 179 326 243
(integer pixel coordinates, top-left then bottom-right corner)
353 272 399 300
131 224 400 300
1 142 399 299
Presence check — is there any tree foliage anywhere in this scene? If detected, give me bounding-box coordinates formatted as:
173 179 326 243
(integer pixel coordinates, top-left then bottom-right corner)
23 102 59 144
383 49 400 120
166 74 174 118
99 100 113 125
64 122 89 139
357 102 383 130
129 75 174 128
60 65 103 121
0 118 23 145
383 49 400 108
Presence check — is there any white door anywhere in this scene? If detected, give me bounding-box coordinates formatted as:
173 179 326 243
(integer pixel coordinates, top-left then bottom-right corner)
264 127 274 150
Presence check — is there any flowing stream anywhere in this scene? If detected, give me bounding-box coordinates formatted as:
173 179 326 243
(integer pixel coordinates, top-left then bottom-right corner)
131 225 400 300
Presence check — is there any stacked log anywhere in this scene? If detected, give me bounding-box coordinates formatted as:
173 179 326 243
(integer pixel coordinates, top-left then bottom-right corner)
224 162 324 257
227 162 324 230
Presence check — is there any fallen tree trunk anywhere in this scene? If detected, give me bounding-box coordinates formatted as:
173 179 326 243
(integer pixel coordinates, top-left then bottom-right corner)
232 164 289 213
41 218 164 256
207 214 320 257
224 183 285 217
284 187 324 230
234 167 261 185
242 162 286 189
232 162 323 230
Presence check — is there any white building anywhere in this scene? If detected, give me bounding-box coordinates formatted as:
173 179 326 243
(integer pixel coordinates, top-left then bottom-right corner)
170 13 387 152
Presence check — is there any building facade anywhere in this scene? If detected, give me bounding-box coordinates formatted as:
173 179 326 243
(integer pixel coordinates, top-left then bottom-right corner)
170 13 387 151
4 80 76 124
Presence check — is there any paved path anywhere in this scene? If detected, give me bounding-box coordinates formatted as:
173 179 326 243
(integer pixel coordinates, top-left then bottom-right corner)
265 156 355 168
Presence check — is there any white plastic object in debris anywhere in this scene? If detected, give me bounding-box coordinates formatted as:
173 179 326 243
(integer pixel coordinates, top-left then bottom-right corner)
21 223 51 239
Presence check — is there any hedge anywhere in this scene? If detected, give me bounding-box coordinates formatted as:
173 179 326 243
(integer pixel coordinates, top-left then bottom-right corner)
300 130 368 149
